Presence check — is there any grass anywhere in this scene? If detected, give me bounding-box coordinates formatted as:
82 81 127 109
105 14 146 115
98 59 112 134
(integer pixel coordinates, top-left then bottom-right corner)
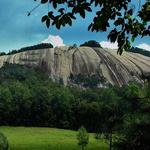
0 126 108 150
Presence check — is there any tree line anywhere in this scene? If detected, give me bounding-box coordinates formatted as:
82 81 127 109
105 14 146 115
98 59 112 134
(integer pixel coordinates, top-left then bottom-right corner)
127 47 150 57
1 40 150 58
0 43 53 56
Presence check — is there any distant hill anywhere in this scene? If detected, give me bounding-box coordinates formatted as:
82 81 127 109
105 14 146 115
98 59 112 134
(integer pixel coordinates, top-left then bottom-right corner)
127 47 150 57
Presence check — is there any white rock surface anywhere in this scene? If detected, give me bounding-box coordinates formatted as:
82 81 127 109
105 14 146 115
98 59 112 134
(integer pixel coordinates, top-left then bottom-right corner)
0 46 150 86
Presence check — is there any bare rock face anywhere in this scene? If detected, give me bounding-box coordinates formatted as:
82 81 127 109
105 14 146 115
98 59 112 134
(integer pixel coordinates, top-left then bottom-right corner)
0 46 150 86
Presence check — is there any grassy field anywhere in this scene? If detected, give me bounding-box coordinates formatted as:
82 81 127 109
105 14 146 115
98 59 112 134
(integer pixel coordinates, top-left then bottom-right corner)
0 126 108 150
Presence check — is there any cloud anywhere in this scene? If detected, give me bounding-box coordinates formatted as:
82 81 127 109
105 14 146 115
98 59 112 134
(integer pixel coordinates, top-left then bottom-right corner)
136 43 150 51
41 35 65 47
100 41 118 49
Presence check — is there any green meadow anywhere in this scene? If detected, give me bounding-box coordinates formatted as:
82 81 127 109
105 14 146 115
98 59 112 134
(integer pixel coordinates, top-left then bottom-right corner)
0 127 108 150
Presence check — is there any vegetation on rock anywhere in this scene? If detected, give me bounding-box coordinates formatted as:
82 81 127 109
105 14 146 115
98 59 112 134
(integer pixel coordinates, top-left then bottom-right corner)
0 43 53 56
0 52 6 56
69 74 107 88
80 40 102 48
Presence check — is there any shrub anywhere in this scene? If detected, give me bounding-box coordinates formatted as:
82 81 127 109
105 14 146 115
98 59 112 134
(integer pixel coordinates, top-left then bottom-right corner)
95 132 102 140
77 126 89 150
0 133 8 150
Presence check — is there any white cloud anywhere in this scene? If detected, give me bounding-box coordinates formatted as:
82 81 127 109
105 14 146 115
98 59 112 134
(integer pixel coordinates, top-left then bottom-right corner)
136 43 150 51
41 35 65 47
100 41 118 49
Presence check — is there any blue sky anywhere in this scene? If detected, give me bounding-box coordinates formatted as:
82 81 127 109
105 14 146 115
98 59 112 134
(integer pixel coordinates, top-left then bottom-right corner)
0 0 150 52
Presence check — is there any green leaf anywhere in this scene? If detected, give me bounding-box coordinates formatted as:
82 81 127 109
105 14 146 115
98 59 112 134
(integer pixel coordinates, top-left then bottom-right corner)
117 47 123 55
58 8 65 14
114 18 124 26
46 18 50 28
48 11 53 17
131 37 135 42
80 10 85 18
53 2 57 9
68 13 76 20
88 23 93 31
86 7 92 12
108 29 118 43
56 20 60 29
42 15 48 22
128 9 133 16
41 0 48 4
67 17 72 26
48 11 55 20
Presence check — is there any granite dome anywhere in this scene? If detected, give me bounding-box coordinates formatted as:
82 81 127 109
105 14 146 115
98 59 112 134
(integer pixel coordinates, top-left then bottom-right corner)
0 46 150 86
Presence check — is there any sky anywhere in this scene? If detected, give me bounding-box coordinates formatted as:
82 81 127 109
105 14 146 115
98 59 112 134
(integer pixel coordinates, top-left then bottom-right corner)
0 0 150 52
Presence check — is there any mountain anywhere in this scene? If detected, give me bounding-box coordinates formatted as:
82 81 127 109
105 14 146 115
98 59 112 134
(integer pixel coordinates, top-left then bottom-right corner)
0 46 150 86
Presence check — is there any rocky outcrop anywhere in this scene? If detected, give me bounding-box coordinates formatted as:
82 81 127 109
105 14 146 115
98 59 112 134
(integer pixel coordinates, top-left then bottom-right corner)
0 46 150 86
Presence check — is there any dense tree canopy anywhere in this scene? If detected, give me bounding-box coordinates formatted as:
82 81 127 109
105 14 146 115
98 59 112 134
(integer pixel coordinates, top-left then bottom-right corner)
0 63 150 149
0 52 6 56
32 0 150 54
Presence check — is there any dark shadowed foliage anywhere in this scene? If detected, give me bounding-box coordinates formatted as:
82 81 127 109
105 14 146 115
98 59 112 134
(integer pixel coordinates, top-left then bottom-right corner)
0 133 8 150
80 40 102 48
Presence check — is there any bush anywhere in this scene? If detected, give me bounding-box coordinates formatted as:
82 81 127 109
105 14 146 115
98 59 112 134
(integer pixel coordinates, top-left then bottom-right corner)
0 52 6 56
0 133 8 150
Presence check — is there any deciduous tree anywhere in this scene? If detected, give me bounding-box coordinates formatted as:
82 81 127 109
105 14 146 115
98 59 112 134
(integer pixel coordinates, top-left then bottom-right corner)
77 126 89 150
31 0 150 54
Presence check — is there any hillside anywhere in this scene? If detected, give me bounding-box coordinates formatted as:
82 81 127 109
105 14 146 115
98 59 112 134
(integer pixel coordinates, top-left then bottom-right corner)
0 46 150 86
127 47 150 57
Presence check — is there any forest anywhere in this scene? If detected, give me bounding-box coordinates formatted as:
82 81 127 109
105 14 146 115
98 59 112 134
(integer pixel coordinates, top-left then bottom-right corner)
0 63 149 149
